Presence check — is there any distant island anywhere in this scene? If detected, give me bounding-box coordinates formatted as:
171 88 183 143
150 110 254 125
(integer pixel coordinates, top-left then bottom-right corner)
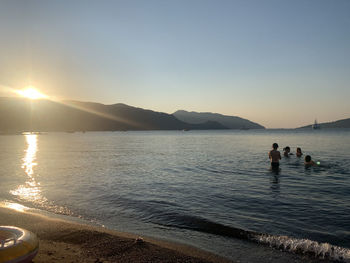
0 97 264 132
298 118 350 129
173 110 265 129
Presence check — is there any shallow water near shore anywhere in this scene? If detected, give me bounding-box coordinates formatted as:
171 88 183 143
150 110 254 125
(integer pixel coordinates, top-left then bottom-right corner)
0 129 349 262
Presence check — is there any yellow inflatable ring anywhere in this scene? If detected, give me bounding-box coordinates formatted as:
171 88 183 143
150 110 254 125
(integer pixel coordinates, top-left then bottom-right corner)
0 226 39 263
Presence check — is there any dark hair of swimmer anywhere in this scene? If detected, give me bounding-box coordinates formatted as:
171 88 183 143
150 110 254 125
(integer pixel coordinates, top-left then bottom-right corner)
297 147 302 152
305 155 311 162
272 143 278 149
284 146 290 151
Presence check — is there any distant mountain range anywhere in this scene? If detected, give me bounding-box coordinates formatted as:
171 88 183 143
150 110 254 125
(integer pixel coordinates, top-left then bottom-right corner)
173 110 265 129
0 97 233 132
2 97 348 132
298 118 350 129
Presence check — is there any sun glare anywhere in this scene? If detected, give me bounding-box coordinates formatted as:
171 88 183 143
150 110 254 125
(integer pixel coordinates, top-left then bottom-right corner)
16 86 47 100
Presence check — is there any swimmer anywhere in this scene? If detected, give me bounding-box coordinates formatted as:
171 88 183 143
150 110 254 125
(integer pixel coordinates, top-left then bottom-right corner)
296 147 303 157
304 155 319 167
283 146 292 157
269 143 281 168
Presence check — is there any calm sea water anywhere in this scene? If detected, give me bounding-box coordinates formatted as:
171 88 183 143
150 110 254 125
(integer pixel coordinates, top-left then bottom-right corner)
1 130 350 262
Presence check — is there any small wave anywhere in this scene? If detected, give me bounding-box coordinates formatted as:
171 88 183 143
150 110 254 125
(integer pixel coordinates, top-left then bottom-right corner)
3 197 73 217
153 213 350 262
255 234 350 262
154 214 256 240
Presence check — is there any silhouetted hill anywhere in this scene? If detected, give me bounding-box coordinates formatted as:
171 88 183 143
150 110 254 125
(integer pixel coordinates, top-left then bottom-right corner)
0 97 227 132
298 118 350 129
173 110 264 129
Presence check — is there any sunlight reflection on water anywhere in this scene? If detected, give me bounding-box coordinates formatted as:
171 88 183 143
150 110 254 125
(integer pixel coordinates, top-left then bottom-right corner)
9 134 47 205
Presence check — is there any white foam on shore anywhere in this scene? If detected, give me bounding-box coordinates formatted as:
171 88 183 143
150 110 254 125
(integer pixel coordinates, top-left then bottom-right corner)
0 201 30 212
254 234 350 262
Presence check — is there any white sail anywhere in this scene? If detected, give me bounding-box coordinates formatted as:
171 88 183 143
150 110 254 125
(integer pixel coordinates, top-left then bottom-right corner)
312 119 320 129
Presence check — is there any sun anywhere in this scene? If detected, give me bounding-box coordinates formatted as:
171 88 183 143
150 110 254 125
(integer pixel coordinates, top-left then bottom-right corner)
15 86 48 100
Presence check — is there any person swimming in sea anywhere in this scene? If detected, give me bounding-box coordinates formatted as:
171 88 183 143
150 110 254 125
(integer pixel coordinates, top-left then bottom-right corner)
283 146 292 157
296 147 303 157
269 143 281 168
304 155 319 167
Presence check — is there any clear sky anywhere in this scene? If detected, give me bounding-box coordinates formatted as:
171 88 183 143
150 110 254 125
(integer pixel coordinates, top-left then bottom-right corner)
0 0 349 128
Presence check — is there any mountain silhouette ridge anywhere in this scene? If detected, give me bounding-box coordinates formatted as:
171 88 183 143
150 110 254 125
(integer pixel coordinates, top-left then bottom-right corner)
0 97 229 132
173 110 265 129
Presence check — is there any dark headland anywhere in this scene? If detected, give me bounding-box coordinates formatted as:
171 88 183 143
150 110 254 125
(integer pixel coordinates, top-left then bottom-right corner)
297 118 350 129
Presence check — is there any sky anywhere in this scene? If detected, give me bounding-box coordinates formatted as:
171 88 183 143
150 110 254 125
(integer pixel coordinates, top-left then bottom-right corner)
0 0 349 128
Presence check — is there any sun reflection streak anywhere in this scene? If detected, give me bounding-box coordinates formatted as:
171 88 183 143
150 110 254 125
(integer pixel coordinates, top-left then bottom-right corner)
22 134 37 176
10 134 47 204
7 135 73 216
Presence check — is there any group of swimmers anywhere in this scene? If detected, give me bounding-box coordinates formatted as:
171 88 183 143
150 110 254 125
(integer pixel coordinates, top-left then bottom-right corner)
268 143 319 168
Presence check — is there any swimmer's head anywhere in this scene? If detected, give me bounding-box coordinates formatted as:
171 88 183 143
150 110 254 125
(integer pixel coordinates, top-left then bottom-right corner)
297 147 302 153
284 146 290 152
305 155 311 162
272 143 278 149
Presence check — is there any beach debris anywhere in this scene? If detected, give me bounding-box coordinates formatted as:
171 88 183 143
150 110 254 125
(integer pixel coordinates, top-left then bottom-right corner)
94 258 110 263
135 236 145 244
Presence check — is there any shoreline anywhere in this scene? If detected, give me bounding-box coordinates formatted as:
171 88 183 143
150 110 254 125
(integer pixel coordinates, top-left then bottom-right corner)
0 206 231 263
0 206 337 263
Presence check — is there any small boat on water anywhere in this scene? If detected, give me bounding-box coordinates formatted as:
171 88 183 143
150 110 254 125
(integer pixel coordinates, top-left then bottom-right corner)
0 226 39 263
312 119 321 129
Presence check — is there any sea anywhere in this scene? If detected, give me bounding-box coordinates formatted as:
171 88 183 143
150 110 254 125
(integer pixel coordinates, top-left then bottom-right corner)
0 129 349 262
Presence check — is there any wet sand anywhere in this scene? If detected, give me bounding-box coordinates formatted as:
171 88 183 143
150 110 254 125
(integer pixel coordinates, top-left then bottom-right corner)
0 207 231 263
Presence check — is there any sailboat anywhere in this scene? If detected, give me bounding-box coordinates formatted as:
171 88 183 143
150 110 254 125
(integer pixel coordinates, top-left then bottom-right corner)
312 119 320 129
